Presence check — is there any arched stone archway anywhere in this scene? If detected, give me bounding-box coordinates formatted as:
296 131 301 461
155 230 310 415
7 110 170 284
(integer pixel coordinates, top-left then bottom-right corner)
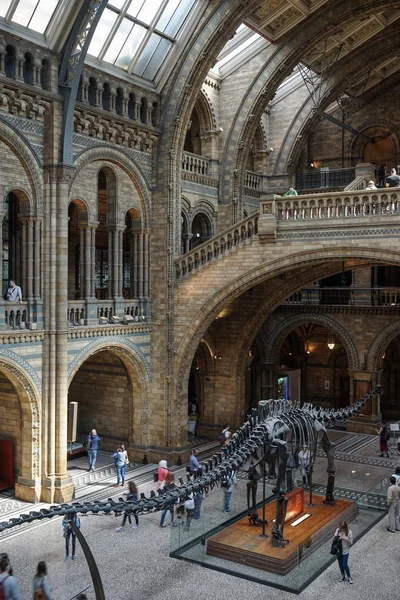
366 320 400 372
0 358 41 502
266 313 359 370
68 342 150 454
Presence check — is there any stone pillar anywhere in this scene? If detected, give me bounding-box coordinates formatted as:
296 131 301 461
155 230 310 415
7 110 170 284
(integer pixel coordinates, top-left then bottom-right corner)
118 228 124 298
108 228 113 299
0 211 5 329
27 218 34 301
79 226 85 299
137 231 144 298
91 225 96 298
353 267 372 305
20 218 28 298
143 229 149 298
33 219 41 299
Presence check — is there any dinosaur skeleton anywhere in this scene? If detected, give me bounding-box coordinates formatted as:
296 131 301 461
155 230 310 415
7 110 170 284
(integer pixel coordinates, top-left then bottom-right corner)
0 386 381 533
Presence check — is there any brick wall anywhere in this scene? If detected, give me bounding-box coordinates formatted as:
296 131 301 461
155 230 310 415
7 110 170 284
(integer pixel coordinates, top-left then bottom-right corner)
0 372 21 477
68 351 131 451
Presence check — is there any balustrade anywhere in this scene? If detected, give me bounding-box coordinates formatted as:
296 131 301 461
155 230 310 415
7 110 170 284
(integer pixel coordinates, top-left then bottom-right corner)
2 302 28 329
175 213 258 280
261 189 400 221
182 152 209 176
67 299 150 326
244 171 261 190
283 287 400 307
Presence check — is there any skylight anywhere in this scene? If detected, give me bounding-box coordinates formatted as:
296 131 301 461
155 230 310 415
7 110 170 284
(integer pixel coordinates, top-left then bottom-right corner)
211 25 265 78
0 0 60 34
87 0 197 81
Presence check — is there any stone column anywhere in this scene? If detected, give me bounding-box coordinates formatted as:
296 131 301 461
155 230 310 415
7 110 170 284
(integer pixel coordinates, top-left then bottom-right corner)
108 228 113 299
132 230 138 298
137 231 144 298
79 225 85 299
118 228 124 298
84 225 91 299
0 211 5 329
143 229 149 298
91 225 96 298
27 218 34 301
20 218 28 298
33 219 41 299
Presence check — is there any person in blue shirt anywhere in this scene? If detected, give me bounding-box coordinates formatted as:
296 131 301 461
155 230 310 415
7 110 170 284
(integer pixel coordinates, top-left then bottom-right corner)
62 515 81 562
189 448 201 474
85 429 101 472
0 556 19 600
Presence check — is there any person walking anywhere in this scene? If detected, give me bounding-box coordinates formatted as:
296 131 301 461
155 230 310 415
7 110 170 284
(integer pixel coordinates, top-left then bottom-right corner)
184 492 195 531
155 460 168 491
298 445 311 487
33 561 54 600
0 556 19 600
376 420 390 457
219 425 231 446
116 481 139 531
391 465 400 484
334 520 353 584
160 472 177 528
62 514 81 562
222 471 237 513
194 490 204 519
387 475 400 532
85 429 101 472
112 445 128 487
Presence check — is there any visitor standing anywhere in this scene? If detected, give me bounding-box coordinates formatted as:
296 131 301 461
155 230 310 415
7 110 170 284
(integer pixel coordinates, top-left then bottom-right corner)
219 425 231 446
62 514 81 562
283 185 298 196
376 420 390 457
378 163 386 187
4 280 22 303
33 561 54 600
112 445 128 487
160 472 178 527
155 460 169 491
298 445 311 487
334 520 353 583
365 180 377 190
387 475 400 532
189 448 201 475
116 481 139 531
391 465 400 484
222 471 237 513
184 492 195 531
0 556 19 600
386 168 400 187
86 429 101 472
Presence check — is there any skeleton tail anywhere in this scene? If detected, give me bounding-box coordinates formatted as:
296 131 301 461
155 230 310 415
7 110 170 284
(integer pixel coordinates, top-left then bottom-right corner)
315 385 382 428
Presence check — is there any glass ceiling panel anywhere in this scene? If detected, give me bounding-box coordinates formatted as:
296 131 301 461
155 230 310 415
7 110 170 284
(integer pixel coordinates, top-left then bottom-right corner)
8 0 60 33
0 1 13 18
87 0 197 81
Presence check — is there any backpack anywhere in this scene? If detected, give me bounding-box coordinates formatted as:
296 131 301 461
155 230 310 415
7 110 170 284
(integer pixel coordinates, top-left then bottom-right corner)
330 535 342 556
384 427 391 442
219 432 226 445
220 475 231 489
0 576 10 600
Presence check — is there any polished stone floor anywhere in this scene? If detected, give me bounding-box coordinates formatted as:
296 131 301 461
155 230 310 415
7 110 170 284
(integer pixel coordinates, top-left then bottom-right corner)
0 430 399 599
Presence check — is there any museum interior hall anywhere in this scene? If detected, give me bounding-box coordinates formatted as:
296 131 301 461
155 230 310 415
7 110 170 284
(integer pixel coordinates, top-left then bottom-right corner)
1 1 400 599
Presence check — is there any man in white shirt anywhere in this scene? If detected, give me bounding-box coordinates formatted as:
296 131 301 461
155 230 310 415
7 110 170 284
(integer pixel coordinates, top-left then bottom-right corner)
298 446 311 488
4 280 22 303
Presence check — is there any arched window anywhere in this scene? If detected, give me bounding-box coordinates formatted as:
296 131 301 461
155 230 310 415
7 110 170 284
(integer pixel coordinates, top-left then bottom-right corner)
184 107 201 154
128 93 136 120
2 193 23 297
102 82 110 111
140 97 147 124
151 102 159 127
181 211 189 254
68 201 88 300
190 212 212 250
5 45 16 79
116 88 123 116
23 53 34 85
40 59 51 91
88 78 97 106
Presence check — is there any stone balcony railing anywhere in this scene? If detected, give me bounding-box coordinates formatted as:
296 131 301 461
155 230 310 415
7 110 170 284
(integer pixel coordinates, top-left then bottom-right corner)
284 287 400 307
67 298 150 326
175 213 258 280
182 152 209 176
244 171 262 190
263 189 400 221
0 301 43 330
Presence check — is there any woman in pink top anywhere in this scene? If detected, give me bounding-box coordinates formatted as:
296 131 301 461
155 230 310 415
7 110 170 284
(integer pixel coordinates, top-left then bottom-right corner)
156 460 168 491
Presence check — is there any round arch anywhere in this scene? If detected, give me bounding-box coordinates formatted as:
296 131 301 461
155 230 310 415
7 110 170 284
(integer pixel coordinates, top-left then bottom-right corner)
366 320 400 372
68 341 150 448
0 357 41 498
71 147 151 227
266 313 359 369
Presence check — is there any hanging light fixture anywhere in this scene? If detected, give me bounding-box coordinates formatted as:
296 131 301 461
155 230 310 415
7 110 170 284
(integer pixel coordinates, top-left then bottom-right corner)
327 337 335 350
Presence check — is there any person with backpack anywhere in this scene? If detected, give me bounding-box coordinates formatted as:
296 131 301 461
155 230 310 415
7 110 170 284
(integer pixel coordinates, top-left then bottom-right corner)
222 471 237 513
333 520 353 583
219 425 231 446
33 561 54 600
62 514 81 562
376 420 390 457
0 556 19 600
387 475 400 532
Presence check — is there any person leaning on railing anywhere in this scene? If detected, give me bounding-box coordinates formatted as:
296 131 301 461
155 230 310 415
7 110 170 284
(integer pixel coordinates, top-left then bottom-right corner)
283 185 298 196
4 280 22 303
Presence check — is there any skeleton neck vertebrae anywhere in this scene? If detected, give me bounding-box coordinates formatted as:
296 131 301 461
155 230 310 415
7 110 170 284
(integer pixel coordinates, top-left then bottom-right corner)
0 386 381 532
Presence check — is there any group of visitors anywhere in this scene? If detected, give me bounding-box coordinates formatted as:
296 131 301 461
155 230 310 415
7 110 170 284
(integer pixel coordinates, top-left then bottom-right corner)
375 164 400 188
0 553 58 600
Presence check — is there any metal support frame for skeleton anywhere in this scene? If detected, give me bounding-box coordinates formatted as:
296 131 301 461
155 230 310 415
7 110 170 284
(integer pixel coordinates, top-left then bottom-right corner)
271 492 289 548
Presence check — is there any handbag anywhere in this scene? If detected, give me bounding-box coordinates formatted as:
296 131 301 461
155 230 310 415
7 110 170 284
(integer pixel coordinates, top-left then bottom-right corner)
330 535 342 555
33 577 46 600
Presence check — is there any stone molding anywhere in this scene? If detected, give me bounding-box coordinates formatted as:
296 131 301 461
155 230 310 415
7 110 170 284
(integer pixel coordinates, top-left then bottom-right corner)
0 332 45 344
67 324 152 339
366 320 400 371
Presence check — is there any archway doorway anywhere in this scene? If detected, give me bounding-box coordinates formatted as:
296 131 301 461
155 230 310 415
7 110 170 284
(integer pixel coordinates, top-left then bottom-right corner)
363 137 394 171
379 335 400 420
68 350 132 452
0 369 23 489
